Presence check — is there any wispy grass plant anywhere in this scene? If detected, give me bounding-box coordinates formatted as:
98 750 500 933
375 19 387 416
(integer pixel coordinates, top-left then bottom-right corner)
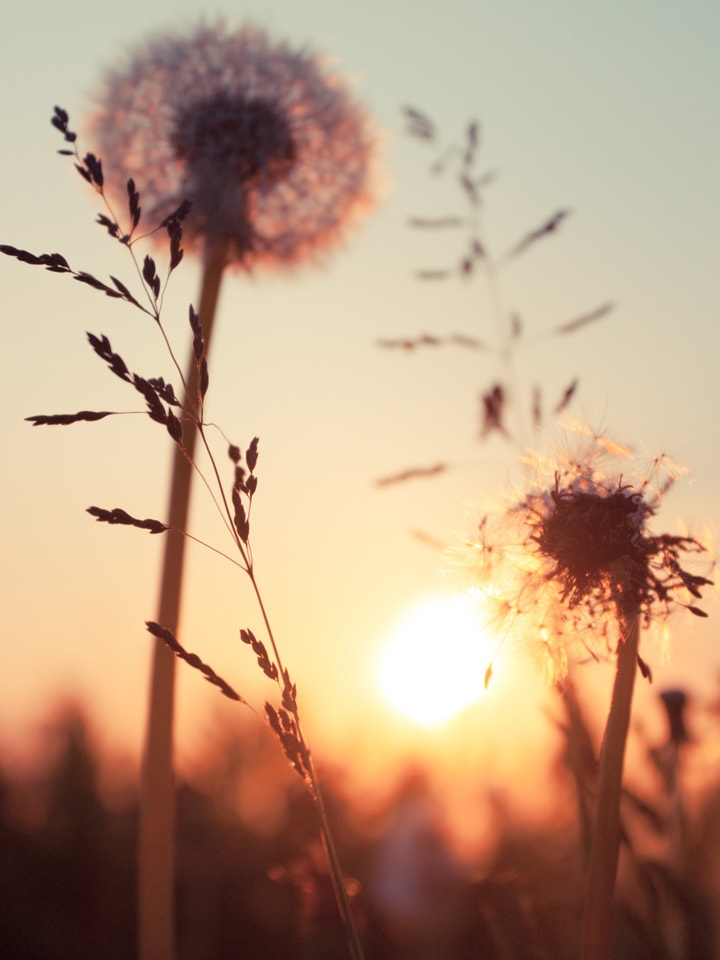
375 106 614 491
3 27 374 952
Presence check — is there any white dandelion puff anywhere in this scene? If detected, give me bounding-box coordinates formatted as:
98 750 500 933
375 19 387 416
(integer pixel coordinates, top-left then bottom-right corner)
91 23 377 267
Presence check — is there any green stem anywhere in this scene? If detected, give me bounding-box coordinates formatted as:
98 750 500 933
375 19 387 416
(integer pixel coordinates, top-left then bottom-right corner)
581 605 640 960
138 241 227 960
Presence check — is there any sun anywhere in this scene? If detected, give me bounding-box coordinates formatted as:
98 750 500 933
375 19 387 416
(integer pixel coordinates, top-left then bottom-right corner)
378 593 494 728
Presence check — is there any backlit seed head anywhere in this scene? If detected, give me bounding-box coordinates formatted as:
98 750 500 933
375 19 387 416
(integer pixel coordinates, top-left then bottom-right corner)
464 430 713 684
91 23 377 267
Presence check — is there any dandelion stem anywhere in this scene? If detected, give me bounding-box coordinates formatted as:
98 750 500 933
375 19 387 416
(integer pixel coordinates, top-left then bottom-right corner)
581 602 639 960
138 239 227 960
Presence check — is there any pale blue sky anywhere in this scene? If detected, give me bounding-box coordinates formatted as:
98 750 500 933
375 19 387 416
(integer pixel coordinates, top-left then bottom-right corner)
1 0 718 776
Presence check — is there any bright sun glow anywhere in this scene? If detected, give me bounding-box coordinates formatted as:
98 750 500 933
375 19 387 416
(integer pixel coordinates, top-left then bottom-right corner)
378 594 494 728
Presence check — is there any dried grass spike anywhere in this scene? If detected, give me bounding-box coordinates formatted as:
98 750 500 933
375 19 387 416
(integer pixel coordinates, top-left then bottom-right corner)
87 506 167 534
146 621 242 701
26 410 114 426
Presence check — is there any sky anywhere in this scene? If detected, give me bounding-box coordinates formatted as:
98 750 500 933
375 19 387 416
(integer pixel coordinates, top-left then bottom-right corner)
1 0 719 818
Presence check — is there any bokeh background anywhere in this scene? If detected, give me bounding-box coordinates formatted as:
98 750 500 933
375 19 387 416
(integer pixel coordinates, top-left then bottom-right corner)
1 0 718 852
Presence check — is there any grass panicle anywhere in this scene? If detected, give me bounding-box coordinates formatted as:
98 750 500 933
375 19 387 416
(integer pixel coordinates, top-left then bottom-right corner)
374 107 614 492
4 107 368 960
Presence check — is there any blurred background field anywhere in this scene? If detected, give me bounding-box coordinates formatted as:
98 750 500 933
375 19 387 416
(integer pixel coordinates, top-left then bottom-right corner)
3 687 720 958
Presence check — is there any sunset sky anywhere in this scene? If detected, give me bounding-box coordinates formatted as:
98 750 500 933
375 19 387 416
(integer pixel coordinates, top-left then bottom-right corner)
1 0 718 814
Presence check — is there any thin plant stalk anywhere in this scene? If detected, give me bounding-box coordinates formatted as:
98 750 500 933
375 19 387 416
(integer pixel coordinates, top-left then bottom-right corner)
309 762 365 960
137 241 365 960
138 240 227 960
246 568 365 960
581 600 640 960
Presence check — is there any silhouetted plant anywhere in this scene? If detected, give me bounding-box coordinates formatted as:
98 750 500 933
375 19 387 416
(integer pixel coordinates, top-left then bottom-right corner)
85 26 375 960
464 429 712 960
3 74 372 958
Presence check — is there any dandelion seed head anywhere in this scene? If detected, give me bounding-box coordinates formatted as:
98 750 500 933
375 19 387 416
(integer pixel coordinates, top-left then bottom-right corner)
462 431 713 683
91 23 377 267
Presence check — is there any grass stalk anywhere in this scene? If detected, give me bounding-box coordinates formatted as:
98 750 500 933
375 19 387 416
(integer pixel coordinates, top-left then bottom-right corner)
307 759 365 960
245 568 365 959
